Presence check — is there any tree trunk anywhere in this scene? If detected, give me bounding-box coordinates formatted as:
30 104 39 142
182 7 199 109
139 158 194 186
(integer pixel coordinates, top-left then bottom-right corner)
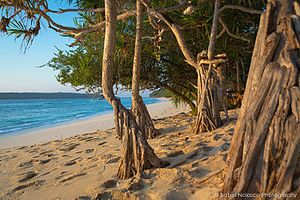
193 0 223 133
102 0 169 180
131 0 158 139
223 0 300 197
142 0 226 133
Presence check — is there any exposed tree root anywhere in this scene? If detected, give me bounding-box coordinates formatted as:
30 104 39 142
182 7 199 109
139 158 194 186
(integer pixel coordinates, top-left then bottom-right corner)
132 96 158 139
193 52 227 133
115 98 169 179
102 0 168 180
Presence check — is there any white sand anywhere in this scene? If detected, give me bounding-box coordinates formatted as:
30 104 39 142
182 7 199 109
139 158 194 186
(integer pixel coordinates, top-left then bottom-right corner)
0 106 238 200
0 100 188 149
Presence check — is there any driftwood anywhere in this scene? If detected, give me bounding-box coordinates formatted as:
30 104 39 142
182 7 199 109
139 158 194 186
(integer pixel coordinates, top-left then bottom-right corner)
223 1 300 198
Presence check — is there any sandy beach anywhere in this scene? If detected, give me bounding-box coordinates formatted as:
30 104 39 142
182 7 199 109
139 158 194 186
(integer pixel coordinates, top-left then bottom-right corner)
0 100 188 149
0 101 238 200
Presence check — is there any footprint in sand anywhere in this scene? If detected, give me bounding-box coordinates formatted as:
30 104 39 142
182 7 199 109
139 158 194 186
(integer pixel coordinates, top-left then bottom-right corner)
80 136 100 142
94 192 112 200
76 196 92 200
128 179 144 191
105 156 120 164
59 172 87 183
188 167 210 179
2 155 17 162
18 171 38 182
63 157 82 166
38 150 54 156
16 146 27 150
18 160 36 168
85 149 94 154
63 160 76 166
59 143 79 152
39 158 52 164
102 179 117 189
166 150 185 157
98 141 107 146
27 148 40 154
162 190 188 200
12 180 45 192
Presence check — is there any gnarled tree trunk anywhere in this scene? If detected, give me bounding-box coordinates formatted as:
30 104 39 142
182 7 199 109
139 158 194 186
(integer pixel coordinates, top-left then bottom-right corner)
193 0 225 133
131 0 158 139
142 0 226 134
102 0 168 180
223 0 300 197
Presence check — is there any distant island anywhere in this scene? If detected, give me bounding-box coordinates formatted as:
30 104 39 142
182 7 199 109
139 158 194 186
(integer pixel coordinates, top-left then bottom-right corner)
0 92 94 100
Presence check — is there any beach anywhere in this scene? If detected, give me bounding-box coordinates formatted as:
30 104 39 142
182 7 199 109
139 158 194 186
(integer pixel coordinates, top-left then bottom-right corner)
0 100 237 200
0 100 185 149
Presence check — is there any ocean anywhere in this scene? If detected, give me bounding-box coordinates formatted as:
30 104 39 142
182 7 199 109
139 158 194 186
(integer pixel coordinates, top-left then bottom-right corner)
0 97 161 135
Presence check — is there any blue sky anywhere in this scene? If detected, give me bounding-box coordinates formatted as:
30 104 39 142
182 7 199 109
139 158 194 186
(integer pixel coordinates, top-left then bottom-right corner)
0 2 149 97
0 2 77 92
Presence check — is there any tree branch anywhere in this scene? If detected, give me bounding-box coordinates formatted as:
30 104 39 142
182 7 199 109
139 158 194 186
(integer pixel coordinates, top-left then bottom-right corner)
69 2 189 43
140 0 197 68
1 0 190 46
46 8 105 14
218 5 263 15
219 16 250 42
217 28 226 39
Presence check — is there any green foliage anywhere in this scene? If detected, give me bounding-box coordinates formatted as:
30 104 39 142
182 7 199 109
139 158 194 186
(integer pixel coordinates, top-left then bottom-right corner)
15 0 263 110
149 89 172 98
47 34 103 94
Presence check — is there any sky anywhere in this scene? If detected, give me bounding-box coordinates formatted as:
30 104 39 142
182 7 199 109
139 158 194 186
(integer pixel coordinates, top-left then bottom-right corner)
0 2 149 97
0 2 78 92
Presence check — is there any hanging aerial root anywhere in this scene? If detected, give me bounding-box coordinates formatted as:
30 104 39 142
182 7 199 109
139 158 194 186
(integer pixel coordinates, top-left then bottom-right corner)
193 52 228 134
135 96 158 139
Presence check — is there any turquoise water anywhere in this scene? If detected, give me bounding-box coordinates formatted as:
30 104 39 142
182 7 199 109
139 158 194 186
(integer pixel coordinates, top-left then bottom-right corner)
0 97 161 135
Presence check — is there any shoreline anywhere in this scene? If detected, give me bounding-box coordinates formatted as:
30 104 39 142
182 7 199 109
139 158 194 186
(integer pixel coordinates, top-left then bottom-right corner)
0 97 166 137
0 104 235 200
0 100 188 149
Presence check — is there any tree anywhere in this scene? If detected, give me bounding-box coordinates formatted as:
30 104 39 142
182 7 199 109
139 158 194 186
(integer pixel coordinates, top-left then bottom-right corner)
223 0 300 196
141 0 232 133
0 0 264 179
0 0 171 179
101 0 169 179
193 0 226 133
44 1 263 117
131 0 157 139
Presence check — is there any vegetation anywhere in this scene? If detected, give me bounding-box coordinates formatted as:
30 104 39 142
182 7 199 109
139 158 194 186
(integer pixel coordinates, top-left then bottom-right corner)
2 0 300 198
44 0 264 114
149 89 172 98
